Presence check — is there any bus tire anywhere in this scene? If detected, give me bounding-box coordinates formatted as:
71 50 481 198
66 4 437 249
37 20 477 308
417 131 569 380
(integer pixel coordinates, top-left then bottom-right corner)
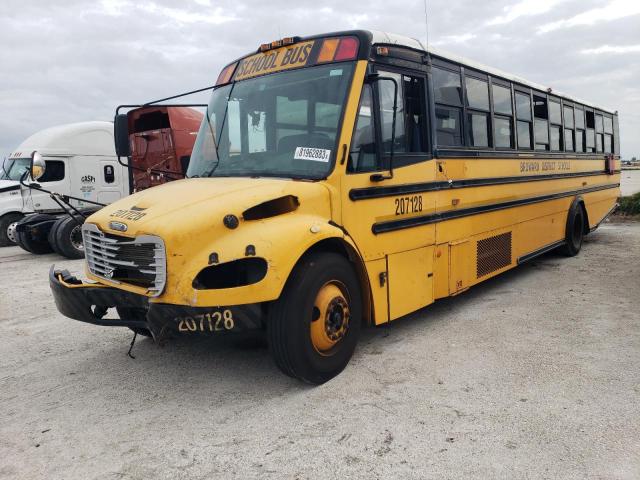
0 213 23 247
55 216 85 259
267 252 362 384
561 202 585 257
116 307 153 338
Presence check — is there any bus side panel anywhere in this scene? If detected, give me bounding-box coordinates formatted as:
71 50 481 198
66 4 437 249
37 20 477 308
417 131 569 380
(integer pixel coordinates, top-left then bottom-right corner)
449 239 471 295
583 189 619 229
366 258 389 326
387 246 434 320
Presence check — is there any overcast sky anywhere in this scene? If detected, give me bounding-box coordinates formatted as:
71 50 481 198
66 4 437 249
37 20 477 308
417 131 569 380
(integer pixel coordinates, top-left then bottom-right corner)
1 0 638 158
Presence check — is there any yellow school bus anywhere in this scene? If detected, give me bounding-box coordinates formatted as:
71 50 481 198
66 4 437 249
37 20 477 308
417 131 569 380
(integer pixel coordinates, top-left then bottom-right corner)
48 30 620 383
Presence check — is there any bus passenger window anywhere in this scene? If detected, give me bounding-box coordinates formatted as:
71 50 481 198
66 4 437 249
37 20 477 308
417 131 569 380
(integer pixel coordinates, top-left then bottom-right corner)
575 107 586 152
563 105 574 152
492 83 514 148
515 91 533 150
585 110 596 153
348 85 376 172
433 66 463 147
548 98 563 151
533 94 549 151
436 107 462 146
465 76 490 147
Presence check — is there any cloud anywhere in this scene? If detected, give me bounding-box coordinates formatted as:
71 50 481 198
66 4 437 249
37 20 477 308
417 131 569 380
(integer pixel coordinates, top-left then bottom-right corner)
581 44 640 54
0 0 639 159
432 33 476 46
487 0 567 26
538 0 640 33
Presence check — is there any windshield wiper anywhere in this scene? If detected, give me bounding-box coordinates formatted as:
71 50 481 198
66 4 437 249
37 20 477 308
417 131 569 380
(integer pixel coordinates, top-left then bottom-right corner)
0 161 10 180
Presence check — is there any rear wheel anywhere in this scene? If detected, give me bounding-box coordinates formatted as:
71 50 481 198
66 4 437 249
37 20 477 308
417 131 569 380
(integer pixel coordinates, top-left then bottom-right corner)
0 213 23 247
561 203 585 257
15 215 54 254
55 216 85 259
267 252 362 384
47 217 65 256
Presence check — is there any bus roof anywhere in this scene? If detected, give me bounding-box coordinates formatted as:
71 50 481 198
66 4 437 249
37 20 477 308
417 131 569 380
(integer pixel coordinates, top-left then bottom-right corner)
367 30 615 115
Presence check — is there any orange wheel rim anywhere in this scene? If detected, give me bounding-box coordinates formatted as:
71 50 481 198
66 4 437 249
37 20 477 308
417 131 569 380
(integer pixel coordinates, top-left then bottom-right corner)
310 281 350 354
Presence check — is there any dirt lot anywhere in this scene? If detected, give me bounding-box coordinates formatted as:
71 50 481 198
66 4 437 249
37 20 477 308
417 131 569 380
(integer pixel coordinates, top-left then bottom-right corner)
1 222 639 479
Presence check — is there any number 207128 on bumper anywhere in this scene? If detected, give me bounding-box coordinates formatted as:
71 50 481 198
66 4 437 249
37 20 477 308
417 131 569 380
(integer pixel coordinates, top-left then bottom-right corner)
49 267 263 339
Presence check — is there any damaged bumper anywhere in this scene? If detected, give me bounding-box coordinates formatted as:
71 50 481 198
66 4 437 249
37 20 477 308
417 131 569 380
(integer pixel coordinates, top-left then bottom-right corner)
49 267 264 339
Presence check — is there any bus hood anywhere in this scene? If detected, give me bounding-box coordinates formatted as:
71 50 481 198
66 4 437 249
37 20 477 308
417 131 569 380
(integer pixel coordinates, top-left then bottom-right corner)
87 177 332 238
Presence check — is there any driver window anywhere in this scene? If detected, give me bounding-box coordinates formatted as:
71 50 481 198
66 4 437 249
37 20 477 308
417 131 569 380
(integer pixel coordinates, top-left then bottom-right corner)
40 160 65 182
348 72 428 174
379 72 407 155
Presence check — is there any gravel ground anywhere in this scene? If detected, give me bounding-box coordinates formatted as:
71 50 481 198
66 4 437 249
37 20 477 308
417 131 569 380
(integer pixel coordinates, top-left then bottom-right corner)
1 222 639 479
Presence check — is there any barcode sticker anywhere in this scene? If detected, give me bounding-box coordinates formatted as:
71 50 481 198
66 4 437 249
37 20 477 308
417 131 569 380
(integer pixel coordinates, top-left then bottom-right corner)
294 147 331 162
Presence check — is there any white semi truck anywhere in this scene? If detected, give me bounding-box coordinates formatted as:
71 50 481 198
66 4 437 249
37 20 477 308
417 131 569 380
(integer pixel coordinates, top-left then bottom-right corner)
2 108 202 258
0 121 129 257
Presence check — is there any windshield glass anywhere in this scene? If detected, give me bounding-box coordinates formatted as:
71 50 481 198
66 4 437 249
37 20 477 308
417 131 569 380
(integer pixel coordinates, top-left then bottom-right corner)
188 63 355 179
1 158 30 181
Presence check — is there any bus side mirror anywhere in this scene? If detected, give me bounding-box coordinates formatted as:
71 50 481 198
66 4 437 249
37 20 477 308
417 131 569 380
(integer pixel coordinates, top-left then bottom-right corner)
114 114 131 157
30 151 46 180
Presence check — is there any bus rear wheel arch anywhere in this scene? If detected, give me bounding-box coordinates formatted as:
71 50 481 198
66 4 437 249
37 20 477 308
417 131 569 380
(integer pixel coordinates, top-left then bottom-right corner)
267 251 363 384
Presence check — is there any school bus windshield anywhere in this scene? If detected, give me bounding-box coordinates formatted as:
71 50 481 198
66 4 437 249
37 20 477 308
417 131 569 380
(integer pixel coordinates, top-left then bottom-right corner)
187 63 355 179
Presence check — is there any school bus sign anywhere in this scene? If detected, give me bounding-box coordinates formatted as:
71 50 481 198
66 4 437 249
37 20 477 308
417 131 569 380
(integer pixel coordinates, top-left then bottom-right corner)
234 40 315 81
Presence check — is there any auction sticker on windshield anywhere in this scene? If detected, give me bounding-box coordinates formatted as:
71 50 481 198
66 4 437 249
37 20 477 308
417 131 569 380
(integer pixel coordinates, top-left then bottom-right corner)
294 147 331 162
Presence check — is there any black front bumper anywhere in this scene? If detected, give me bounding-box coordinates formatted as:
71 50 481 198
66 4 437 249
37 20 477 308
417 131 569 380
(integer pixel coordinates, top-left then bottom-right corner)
49 267 264 340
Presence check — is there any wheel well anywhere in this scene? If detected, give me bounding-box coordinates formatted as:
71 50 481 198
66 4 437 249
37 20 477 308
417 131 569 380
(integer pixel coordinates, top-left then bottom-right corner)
1 211 24 220
578 200 590 234
302 238 373 326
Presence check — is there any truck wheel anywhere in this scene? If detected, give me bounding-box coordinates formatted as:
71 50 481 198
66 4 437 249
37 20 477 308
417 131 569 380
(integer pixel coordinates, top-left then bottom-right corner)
55 216 85 259
15 215 54 254
48 217 65 256
0 213 23 247
267 252 362 384
116 307 152 337
561 203 585 257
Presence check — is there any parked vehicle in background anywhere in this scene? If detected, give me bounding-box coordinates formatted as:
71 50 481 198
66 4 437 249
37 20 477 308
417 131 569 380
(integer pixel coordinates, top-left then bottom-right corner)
1 107 201 257
0 121 126 253
128 106 203 191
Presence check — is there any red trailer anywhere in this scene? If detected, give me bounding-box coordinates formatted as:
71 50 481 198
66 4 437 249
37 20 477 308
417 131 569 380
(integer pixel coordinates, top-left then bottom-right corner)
127 107 203 191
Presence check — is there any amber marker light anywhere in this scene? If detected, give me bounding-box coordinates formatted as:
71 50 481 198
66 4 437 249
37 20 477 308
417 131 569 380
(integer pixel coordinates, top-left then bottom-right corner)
215 62 237 86
317 38 340 63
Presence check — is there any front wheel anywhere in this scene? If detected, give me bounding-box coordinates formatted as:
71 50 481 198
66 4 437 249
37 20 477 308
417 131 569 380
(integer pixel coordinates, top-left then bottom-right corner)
0 213 24 247
267 252 362 384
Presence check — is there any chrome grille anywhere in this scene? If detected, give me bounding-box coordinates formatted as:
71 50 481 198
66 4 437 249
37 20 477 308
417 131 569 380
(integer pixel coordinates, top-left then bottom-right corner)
82 223 166 297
